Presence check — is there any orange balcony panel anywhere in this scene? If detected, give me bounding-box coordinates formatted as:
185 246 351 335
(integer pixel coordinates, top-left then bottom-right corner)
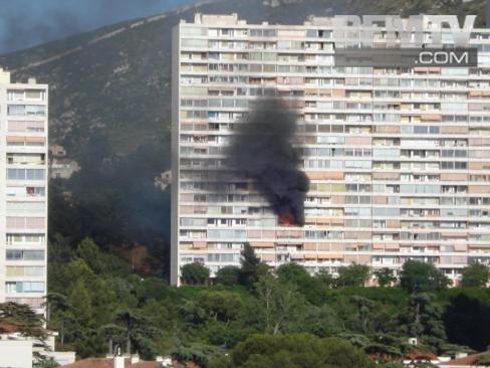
373 172 400 180
373 196 387 205
317 88 332 96
331 89 345 97
316 243 330 251
346 136 372 145
386 220 400 228
304 253 318 260
376 125 400 133
454 244 468 252
331 195 345 204
441 126 468 134
385 243 400 250
420 114 441 121
468 185 490 193
317 253 342 260
306 171 343 180
262 230 276 238
469 162 486 170
330 243 345 251
441 231 468 238
260 253 275 262
251 242 275 248
440 173 468 181
303 243 318 250
192 241 207 249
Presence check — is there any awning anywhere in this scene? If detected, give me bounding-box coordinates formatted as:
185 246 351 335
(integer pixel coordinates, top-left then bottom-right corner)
192 241 207 249
250 242 275 248
454 244 468 252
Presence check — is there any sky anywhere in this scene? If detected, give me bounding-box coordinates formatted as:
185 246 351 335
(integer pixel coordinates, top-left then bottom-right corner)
0 0 197 54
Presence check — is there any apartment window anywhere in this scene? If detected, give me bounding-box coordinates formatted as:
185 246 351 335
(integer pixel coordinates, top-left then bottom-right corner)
5 281 44 294
7 169 45 181
6 266 44 277
6 250 44 261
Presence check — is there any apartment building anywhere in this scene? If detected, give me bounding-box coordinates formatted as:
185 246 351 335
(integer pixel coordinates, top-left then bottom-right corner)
171 13 490 285
0 68 48 311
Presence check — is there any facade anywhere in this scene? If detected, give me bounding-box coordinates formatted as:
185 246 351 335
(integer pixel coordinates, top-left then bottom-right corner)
0 68 48 311
171 13 490 285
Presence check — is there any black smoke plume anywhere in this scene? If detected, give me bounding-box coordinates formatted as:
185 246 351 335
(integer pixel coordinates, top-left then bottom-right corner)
226 96 309 226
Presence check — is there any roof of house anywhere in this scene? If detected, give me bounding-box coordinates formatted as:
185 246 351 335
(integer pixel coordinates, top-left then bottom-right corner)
404 350 439 361
440 352 487 367
60 358 162 368
0 321 22 334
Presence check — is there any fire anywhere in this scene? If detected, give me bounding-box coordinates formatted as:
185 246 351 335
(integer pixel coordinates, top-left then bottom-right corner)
278 208 297 226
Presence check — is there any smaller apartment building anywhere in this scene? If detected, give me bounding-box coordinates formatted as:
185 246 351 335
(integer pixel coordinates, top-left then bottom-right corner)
0 68 48 312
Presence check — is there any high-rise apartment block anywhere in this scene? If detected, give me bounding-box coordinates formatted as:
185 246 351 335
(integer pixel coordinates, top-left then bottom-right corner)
0 69 48 311
171 14 490 285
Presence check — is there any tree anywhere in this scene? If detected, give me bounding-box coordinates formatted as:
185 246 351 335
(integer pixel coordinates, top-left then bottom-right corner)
399 261 450 293
461 262 490 287
276 262 311 284
215 266 240 286
181 262 210 285
398 293 446 346
212 334 374 368
0 302 46 340
68 280 93 327
99 324 125 355
276 263 327 305
115 309 140 354
475 352 490 366
198 291 243 323
315 270 335 288
443 292 490 351
292 305 342 337
114 309 161 358
76 238 105 274
337 264 370 287
239 243 265 287
255 274 305 334
374 268 397 287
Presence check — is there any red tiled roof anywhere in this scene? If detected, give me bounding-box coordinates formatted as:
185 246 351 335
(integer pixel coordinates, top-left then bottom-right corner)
441 353 486 366
0 320 22 333
405 350 438 361
60 358 162 368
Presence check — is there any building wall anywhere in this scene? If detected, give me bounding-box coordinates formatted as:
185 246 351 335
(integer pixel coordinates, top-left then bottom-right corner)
0 69 48 311
0 339 33 368
171 14 490 284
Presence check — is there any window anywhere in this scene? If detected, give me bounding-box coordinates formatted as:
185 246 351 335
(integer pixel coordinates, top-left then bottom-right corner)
6 250 44 261
7 169 45 181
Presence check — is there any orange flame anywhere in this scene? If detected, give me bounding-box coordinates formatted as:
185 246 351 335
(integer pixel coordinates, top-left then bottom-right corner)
278 208 296 226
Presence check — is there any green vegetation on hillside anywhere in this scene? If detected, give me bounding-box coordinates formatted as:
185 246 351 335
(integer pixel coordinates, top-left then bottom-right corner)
44 236 490 366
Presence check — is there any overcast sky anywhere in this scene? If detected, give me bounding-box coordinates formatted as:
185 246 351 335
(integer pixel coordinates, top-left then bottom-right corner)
0 0 197 54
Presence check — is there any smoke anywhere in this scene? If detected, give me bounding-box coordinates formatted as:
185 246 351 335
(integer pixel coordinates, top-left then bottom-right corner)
226 96 309 226
0 0 196 54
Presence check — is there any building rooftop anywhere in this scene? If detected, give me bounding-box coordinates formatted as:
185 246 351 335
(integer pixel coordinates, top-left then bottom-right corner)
60 357 165 368
440 352 488 367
